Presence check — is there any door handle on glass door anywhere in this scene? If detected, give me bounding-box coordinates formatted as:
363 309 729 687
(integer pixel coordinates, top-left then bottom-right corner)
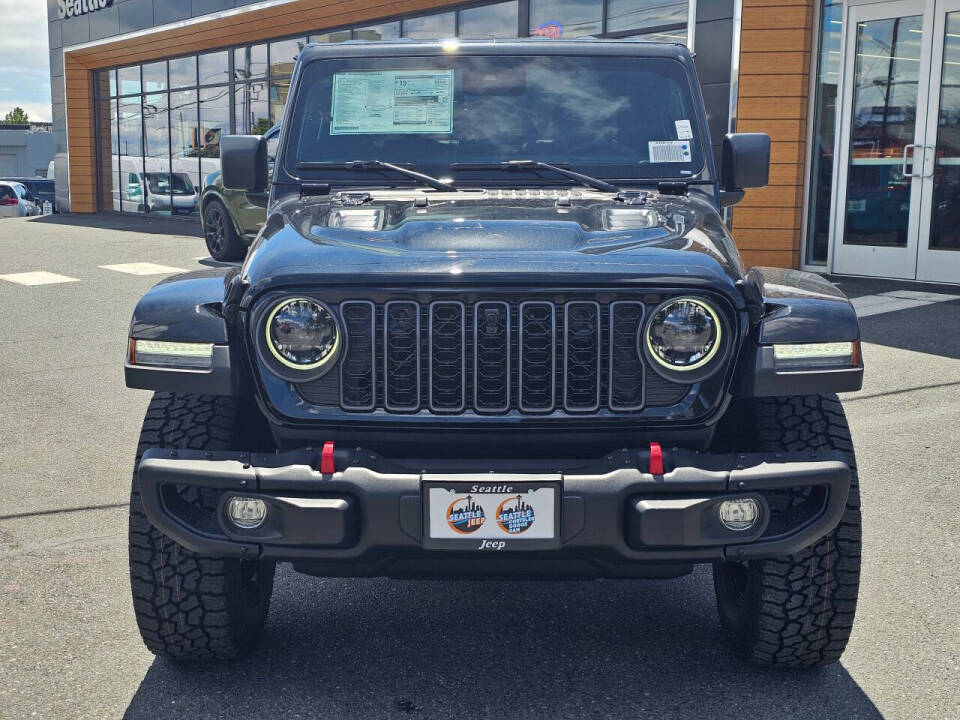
903 144 918 178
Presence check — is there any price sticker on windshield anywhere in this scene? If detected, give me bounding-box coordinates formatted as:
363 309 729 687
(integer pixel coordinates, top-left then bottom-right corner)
649 141 692 164
330 69 454 135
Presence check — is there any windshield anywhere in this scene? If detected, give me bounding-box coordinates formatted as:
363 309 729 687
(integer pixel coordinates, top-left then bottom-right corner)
146 173 196 195
285 54 707 185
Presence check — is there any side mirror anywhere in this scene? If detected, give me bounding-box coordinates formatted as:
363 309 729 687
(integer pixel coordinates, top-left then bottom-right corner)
221 135 269 192
721 133 771 194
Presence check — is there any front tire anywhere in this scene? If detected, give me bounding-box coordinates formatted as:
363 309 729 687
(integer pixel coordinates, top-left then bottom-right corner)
128 393 275 660
203 198 246 262
713 395 862 668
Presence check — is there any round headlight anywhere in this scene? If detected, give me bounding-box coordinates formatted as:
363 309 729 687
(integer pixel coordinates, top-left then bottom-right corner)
645 297 722 371
265 298 339 370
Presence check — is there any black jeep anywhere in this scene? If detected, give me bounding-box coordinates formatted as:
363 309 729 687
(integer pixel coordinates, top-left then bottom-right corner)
124 40 864 668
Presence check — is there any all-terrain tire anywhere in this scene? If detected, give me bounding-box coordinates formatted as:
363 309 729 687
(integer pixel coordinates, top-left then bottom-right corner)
203 198 246 262
128 393 275 661
713 394 862 668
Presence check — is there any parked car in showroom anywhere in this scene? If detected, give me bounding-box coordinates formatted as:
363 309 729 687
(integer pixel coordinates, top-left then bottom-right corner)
0 180 41 217
199 124 280 261
123 40 864 668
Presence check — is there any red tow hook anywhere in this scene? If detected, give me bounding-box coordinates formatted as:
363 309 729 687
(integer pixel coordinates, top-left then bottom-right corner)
648 442 664 476
321 441 336 475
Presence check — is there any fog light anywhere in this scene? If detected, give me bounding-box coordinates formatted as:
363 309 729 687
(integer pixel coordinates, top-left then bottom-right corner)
718 498 760 531
227 497 267 529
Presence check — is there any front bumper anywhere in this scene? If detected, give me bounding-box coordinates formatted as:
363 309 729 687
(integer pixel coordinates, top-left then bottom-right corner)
137 447 850 579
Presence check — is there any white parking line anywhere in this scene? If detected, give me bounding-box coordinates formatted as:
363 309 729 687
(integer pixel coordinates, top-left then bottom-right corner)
0 271 80 286
851 290 960 318
99 263 187 275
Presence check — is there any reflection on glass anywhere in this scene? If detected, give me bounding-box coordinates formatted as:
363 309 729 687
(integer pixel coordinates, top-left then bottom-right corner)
402 12 456 39
95 99 116 211
170 89 200 195
458 2 518 38
606 0 687 33
270 38 306 77
199 51 230 86
929 12 960 251
118 96 143 213
234 44 267 80
169 56 197 88
270 78 290 125
235 81 270 134
109 69 117 97
311 29 351 43
142 61 167 92
634 27 686 42
353 22 400 41
200 86 229 185
144 93 171 215
805 0 842 265
118 65 140 95
843 16 923 248
530 0 602 38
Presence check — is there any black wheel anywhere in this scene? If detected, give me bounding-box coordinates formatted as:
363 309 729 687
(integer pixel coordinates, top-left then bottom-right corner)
712 395 862 668
128 393 275 661
203 199 245 262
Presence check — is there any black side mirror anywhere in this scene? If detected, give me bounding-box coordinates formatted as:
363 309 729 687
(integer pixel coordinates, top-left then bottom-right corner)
721 133 771 193
221 135 268 192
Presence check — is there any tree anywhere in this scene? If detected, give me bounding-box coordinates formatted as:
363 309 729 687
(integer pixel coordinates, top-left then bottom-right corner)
2 107 29 125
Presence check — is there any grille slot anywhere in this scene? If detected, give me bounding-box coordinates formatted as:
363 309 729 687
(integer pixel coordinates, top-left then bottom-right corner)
563 302 602 412
384 301 421 412
429 301 466 412
340 300 376 411
609 301 645 411
519 302 556 413
474 301 510 412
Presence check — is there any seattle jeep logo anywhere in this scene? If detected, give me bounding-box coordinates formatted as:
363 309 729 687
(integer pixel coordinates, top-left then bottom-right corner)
446 495 485 534
496 495 535 534
58 0 113 19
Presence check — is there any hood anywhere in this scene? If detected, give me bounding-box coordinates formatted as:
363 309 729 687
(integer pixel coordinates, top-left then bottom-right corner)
239 189 747 299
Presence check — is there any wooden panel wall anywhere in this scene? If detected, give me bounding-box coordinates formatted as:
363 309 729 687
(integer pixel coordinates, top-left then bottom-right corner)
734 0 814 270
63 0 460 212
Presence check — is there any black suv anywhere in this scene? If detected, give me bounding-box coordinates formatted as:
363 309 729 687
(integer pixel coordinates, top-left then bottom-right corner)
124 40 864 668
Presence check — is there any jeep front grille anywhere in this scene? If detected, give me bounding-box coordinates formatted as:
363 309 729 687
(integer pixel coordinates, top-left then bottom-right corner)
299 296 695 416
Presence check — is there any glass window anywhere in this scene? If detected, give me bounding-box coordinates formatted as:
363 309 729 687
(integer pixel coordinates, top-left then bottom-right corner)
805 0 842 265
199 86 230 185
108 69 117 97
633 27 687 42
234 44 267 80
170 89 201 194
311 29 351 43
96 98 118 211
606 0 687 34
118 96 144 213
929 11 960 251
117 65 141 95
235 81 270 134
353 22 401 41
270 38 306 77
143 93 171 215
142 61 167 92
270 78 291 125
530 0 602 38
169 56 197 88
288 55 705 182
402 12 456 39
198 51 230 86
458 2 518 38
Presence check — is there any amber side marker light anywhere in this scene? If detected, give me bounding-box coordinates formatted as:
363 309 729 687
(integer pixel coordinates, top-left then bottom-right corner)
129 339 214 370
772 341 861 371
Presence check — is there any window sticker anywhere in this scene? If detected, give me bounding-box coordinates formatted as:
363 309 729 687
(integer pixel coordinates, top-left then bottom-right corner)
649 140 692 163
330 69 454 135
675 119 693 140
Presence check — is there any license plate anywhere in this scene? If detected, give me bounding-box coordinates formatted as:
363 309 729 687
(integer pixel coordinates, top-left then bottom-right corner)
421 476 561 551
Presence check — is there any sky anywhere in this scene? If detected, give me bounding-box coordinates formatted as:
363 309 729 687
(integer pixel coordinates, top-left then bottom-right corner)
0 0 51 122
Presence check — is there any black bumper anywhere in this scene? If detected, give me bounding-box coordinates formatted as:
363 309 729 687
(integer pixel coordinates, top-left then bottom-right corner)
137 447 850 579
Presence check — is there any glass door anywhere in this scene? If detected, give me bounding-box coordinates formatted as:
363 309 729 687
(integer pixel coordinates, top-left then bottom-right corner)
917 0 960 282
831 0 934 279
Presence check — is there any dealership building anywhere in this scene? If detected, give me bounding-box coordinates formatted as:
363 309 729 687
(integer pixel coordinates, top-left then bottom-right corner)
46 0 960 282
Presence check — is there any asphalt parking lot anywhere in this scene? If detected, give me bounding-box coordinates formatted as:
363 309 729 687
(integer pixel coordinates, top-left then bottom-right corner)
1 213 958 720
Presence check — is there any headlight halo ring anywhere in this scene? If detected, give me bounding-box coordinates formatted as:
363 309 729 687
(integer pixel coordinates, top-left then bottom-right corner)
641 296 727 381
263 296 342 373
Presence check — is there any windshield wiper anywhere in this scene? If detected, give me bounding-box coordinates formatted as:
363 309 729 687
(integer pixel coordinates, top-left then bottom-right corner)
450 160 621 194
296 159 458 192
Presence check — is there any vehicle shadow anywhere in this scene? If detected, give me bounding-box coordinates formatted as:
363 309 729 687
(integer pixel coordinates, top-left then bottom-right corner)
27 212 202 238
123 566 881 720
